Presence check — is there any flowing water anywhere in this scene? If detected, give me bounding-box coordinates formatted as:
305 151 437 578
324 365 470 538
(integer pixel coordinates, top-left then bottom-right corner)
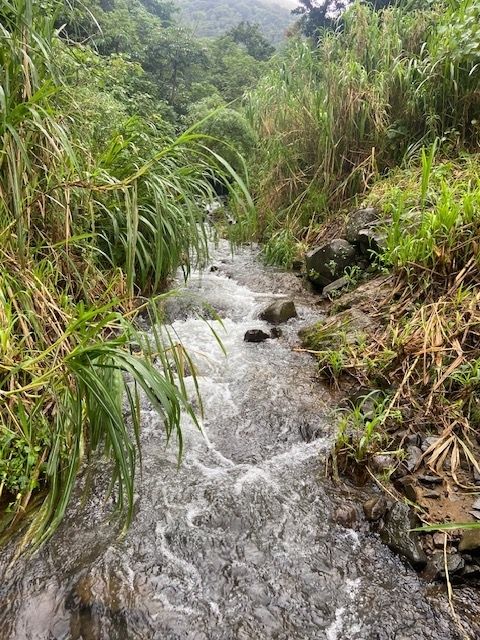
0 242 478 640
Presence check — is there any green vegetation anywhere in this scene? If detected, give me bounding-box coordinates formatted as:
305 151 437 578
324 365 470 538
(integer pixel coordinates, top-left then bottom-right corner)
300 156 480 489
3 0 480 550
241 0 480 534
0 0 253 549
174 0 294 44
244 0 480 259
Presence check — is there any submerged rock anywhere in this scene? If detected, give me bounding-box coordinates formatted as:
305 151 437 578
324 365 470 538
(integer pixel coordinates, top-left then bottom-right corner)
305 239 357 288
259 300 297 324
244 329 270 343
270 327 283 339
380 503 427 568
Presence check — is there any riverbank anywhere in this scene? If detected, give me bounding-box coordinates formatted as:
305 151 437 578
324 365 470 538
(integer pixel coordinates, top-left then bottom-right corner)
292 154 480 599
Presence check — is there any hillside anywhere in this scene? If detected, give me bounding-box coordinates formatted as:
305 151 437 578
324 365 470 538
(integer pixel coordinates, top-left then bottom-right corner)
173 0 295 44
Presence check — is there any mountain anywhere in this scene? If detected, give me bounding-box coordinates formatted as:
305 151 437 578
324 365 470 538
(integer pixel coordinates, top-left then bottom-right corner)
173 0 296 44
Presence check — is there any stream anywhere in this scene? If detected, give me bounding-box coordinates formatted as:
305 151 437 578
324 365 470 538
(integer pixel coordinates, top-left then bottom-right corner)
0 241 478 640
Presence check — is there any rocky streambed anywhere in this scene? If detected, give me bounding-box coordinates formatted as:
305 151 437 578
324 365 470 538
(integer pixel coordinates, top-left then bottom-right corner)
0 241 479 639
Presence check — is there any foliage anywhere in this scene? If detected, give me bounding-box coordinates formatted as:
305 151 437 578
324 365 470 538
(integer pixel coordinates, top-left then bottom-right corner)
292 0 400 36
174 0 294 44
245 0 480 245
226 21 275 61
184 102 256 178
315 155 480 490
336 392 402 463
0 0 250 549
59 0 267 117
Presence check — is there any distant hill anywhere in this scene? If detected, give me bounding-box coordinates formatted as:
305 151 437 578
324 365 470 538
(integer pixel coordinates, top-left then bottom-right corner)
174 0 296 44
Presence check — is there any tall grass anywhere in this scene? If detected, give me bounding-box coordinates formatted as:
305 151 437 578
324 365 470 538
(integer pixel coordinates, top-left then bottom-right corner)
245 0 480 243
0 0 247 549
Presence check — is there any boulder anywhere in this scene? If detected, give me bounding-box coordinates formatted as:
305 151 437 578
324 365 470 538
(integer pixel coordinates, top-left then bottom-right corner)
244 329 270 343
305 239 357 288
380 502 427 568
344 207 379 244
259 300 297 324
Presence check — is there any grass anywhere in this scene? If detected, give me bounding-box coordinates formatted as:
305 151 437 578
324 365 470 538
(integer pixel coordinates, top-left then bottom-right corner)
0 0 250 550
243 0 480 250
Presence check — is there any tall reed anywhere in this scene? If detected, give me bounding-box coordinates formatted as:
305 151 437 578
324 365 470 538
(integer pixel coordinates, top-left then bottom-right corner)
245 0 480 241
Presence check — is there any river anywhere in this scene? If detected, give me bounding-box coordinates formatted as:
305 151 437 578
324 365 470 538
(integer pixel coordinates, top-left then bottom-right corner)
0 241 478 639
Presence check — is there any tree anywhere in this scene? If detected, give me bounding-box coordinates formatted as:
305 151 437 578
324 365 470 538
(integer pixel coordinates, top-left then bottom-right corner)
207 36 264 103
293 0 399 37
143 27 209 113
226 21 275 61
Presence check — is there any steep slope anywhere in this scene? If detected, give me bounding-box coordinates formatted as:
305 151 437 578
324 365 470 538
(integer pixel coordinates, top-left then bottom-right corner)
174 0 295 44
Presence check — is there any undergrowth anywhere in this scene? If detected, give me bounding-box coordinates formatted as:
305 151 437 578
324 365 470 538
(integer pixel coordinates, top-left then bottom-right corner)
0 0 249 550
243 0 480 258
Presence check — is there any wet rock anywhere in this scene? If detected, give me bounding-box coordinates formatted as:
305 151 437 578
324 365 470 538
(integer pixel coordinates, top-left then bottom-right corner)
398 476 419 502
423 489 442 499
210 265 219 272
270 327 283 339
431 551 465 577
390 462 409 481
459 529 480 552
344 208 379 245
380 503 427 568
305 239 357 288
334 504 359 529
433 532 448 548
299 422 322 442
363 495 387 521
259 300 297 324
404 433 422 447
405 445 423 472
421 436 439 453
244 329 270 343
323 276 349 296
370 454 394 474
358 228 387 259
418 474 442 485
